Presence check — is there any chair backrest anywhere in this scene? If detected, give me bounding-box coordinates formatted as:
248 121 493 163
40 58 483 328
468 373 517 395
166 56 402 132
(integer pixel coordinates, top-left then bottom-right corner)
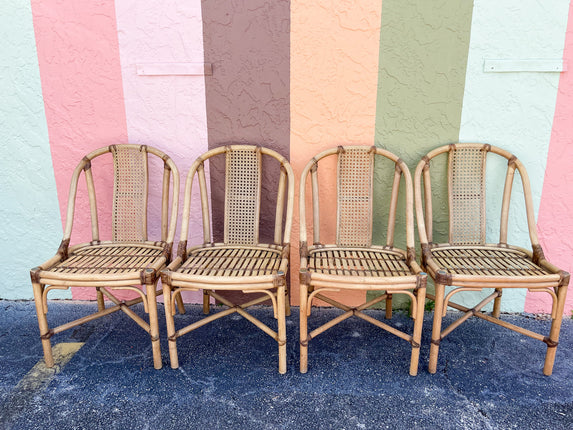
414 143 540 248
299 146 415 253
179 145 294 250
62 144 179 245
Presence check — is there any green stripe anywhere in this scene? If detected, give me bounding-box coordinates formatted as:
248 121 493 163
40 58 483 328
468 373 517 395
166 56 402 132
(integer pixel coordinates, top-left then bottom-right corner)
370 0 473 308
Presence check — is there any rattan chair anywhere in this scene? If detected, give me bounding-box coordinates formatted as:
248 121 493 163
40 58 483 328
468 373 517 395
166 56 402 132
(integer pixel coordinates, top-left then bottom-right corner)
30 144 181 369
414 143 570 375
161 145 294 373
299 146 427 376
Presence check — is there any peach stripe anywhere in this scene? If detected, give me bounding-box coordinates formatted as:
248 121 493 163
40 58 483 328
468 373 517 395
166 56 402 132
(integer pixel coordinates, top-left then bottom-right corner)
290 1 382 305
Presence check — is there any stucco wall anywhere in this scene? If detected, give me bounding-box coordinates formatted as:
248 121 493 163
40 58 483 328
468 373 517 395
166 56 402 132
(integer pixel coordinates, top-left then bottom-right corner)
1 0 572 315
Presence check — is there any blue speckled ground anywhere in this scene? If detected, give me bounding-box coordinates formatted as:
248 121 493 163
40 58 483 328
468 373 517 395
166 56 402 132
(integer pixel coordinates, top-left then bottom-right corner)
0 301 571 429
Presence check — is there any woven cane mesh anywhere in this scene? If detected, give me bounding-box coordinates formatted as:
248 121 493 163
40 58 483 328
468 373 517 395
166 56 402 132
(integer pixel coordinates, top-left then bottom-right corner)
179 246 283 277
449 147 486 245
431 247 551 277
224 148 261 245
337 148 373 247
112 147 148 242
309 248 411 277
49 244 164 275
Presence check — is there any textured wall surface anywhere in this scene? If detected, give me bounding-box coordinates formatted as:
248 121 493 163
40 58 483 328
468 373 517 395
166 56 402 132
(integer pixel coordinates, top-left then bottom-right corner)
458 0 569 311
290 0 382 306
114 0 208 303
0 0 69 299
203 0 290 242
31 0 129 247
370 0 473 307
533 0 573 314
1 0 572 315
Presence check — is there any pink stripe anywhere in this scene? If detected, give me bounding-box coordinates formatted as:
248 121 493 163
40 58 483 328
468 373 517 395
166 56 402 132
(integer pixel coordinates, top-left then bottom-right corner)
32 1 129 300
527 2 573 315
114 0 209 303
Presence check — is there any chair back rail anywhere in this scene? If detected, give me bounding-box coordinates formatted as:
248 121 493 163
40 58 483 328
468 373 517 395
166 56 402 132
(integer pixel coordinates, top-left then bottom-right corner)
299 145 415 254
179 145 294 252
62 144 179 246
414 143 540 251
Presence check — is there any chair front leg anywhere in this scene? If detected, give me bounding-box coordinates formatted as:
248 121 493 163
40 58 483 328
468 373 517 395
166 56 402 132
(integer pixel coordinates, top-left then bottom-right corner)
429 279 446 374
409 276 427 376
32 281 54 367
145 278 162 370
277 283 287 374
163 282 179 369
543 282 568 376
299 272 309 373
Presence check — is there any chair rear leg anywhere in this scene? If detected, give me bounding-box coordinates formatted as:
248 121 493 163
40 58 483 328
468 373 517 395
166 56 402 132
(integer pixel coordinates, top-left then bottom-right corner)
146 281 162 369
163 282 179 369
429 281 446 374
96 287 105 311
32 282 54 367
492 288 502 318
175 294 186 315
299 277 309 373
203 290 210 315
543 283 568 375
385 293 392 319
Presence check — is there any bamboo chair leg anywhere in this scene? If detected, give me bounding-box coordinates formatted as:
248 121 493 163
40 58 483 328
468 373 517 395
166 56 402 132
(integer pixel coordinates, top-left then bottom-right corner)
96 287 105 312
385 293 392 319
299 279 309 373
203 290 210 315
32 282 54 367
146 281 162 369
492 288 502 318
409 284 426 376
175 293 186 315
163 282 179 369
543 283 568 375
277 285 287 374
285 288 291 317
429 281 446 374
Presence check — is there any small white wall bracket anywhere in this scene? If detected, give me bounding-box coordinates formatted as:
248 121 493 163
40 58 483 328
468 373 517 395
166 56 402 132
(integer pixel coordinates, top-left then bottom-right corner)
484 59 566 73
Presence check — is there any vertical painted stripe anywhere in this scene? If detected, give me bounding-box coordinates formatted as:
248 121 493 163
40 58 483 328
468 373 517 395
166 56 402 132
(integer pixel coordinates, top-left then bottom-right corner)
529 1 573 315
203 0 290 303
291 1 382 306
115 0 208 303
32 0 128 300
371 0 473 307
0 0 69 299
459 0 569 312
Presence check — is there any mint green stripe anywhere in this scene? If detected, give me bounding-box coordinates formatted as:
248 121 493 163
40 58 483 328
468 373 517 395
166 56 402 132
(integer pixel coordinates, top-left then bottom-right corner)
370 0 473 308
0 1 69 299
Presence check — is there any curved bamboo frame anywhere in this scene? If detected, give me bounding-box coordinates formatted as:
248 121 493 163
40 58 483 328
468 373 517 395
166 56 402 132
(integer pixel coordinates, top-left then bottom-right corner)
299 146 427 376
30 144 181 369
161 145 295 374
414 142 569 376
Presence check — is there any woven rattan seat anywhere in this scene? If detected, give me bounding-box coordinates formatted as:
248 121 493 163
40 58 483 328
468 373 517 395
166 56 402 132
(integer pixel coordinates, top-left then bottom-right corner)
161 145 294 373
415 143 569 375
299 146 427 376
30 145 180 369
